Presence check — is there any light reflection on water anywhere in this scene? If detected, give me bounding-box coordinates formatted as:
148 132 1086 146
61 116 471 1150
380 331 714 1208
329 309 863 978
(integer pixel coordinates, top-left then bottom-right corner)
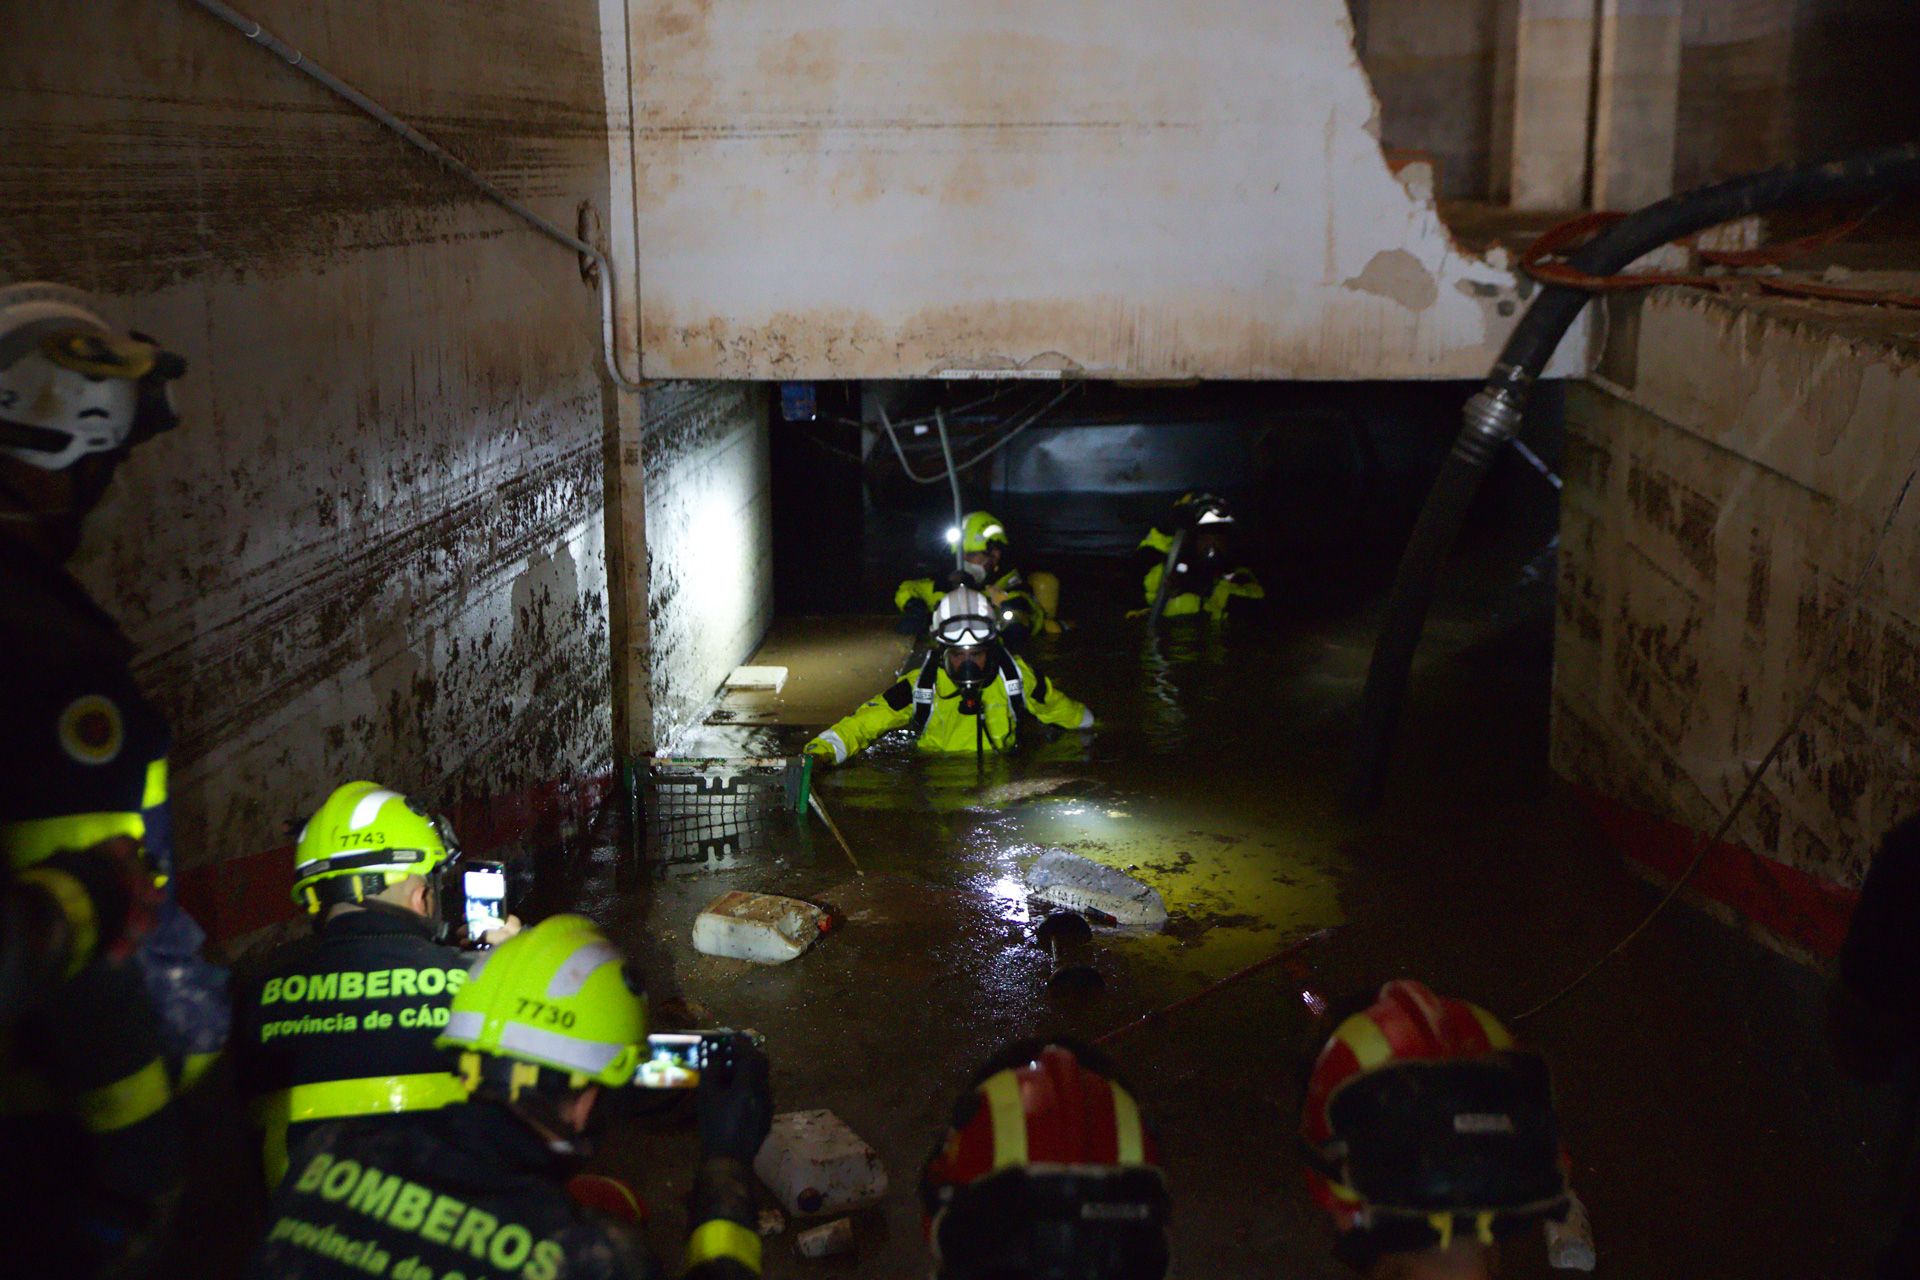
776 598 1351 997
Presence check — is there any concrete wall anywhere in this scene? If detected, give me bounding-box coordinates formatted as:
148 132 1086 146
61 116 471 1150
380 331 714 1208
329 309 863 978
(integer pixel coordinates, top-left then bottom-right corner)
3 1 627 941
1352 0 1502 200
641 383 774 749
1554 289 1920 960
631 0 1586 380
1675 0 1920 191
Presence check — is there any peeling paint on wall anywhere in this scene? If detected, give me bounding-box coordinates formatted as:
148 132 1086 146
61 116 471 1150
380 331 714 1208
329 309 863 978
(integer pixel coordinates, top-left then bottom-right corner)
4 0 623 936
629 0 1584 380
1555 290 1920 953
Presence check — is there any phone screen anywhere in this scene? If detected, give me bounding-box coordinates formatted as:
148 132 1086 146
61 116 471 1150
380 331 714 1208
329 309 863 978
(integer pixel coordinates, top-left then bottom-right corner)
636 1033 705 1089
463 866 506 934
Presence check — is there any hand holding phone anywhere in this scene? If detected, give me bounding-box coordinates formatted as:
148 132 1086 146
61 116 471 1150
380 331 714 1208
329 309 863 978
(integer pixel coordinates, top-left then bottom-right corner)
462 863 507 938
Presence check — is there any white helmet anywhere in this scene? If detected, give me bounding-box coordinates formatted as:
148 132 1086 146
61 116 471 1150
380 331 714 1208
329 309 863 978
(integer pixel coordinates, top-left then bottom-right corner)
931 585 999 647
0 282 185 471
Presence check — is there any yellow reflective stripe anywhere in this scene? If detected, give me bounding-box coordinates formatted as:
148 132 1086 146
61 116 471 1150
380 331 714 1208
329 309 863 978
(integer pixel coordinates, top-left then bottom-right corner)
281 1071 468 1124
1109 1081 1145 1165
1335 1013 1395 1073
17 865 97 976
2 812 144 868
76 1058 170 1132
686 1219 762 1273
1467 1004 1514 1051
177 1050 221 1093
981 1070 1029 1170
142 758 168 809
253 1072 469 1188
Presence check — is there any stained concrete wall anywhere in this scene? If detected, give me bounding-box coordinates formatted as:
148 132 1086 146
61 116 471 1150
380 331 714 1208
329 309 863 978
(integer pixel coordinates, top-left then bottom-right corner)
3 1 626 940
1351 0 1502 200
1675 0 1920 192
641 383 774 749
1355 0 1918 207
1554 289 1920 959
631 0 1585 380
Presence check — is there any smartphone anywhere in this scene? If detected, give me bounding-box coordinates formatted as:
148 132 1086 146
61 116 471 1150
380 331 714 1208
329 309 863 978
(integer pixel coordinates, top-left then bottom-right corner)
462 863 507 937
634 1030 758 1089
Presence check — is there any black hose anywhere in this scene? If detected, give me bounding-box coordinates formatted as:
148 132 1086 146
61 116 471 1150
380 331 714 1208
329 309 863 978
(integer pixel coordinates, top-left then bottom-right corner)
1146 528 1187 630
1349 142 1920 810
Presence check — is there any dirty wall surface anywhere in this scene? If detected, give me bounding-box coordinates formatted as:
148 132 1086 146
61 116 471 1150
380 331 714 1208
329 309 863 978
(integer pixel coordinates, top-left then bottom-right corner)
630 0 1581 380
1554 290 1920 957
642 383 773 748
2 0 623 941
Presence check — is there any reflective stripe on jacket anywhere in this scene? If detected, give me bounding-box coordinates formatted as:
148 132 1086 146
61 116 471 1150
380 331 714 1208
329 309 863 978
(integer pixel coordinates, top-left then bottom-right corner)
807 654 1091 763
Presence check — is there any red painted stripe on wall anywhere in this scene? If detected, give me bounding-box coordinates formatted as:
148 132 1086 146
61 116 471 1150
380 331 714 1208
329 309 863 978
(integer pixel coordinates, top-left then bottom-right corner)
177 771 616 944
1569 784 1860 958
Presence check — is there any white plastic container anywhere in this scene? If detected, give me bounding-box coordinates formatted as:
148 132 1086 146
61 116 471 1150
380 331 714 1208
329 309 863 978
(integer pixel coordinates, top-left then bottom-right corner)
1545 1190 1596 1271
795 1218 854 1259
1025 850 1169 927
691 891 827 964
754 1110 889 1217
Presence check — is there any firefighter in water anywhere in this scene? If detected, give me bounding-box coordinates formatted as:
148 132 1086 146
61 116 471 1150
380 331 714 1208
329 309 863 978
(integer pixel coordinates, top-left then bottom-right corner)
896 510 1058 649
1300 980 1573 1280
233 781 522 1185
0 281 221 1275
807 587 1093 766
246 914 770 1280
1133 492 1264 620
920 1040 1172 1280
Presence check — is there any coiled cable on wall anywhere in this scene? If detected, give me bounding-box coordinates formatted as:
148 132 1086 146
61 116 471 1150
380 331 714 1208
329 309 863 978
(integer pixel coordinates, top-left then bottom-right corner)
183 0 646 393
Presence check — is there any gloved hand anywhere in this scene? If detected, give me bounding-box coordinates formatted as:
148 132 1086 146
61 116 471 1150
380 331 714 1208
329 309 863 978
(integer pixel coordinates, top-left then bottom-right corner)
697 1033 772 1164
803 740 838 767
481 913 524 947
894 598 932 636
46 836 163 963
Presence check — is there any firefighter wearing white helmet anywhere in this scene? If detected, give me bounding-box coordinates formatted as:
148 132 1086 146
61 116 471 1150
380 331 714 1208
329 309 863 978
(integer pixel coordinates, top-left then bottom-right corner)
0 283 209 1277
807 586 1094 765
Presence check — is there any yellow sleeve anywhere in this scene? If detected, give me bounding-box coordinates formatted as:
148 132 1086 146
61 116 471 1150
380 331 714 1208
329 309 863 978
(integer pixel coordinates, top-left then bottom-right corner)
1140 562 1165 607
1015 657 1094 731
894 578 942 612
1205 570 1265 617
807 681 918 763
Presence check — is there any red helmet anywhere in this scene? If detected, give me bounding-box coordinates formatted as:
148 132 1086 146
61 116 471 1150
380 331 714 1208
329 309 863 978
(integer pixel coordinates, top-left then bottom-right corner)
1301 981 1568 1268
921 1042 1170 1280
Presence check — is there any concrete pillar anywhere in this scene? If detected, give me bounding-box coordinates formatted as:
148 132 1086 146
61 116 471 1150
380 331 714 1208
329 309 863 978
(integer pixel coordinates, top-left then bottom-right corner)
1493 0 1597 210
1590 0 1682 210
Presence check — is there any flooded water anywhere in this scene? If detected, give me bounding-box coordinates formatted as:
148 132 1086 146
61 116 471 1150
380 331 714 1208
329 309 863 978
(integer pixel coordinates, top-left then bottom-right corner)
560 484 1891 1280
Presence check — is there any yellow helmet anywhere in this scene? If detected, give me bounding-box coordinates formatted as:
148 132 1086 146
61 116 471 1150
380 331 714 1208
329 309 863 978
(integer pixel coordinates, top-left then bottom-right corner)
438 915 646 1090
290 781 456 914
955 511 1009 554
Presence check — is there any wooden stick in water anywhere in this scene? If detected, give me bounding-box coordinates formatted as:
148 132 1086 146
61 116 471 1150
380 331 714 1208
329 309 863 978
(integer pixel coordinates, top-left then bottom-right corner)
808 790 865 876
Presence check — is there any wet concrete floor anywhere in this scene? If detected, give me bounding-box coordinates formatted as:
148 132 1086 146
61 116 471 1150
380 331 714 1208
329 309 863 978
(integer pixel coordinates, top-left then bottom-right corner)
570 560 1900 1279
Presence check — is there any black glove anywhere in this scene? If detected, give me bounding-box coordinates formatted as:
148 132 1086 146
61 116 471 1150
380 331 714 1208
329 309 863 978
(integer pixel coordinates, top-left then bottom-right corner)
697 1033 772 1163
895 598 932 636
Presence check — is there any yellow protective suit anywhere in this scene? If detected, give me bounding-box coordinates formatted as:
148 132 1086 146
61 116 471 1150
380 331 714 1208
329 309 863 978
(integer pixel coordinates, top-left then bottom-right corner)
1136 525 1265 619
895 568 1048 640
806 652 1092 764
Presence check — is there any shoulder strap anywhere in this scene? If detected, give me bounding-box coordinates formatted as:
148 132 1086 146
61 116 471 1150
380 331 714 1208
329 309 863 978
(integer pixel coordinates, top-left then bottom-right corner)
908 660 941 734
997 647 1029 718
